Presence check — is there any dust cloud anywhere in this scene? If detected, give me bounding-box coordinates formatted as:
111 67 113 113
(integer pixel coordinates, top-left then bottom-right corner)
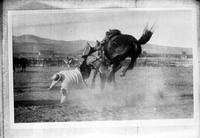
65 67 191 120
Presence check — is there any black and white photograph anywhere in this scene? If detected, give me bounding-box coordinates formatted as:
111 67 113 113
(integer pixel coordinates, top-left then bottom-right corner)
8 8 198 126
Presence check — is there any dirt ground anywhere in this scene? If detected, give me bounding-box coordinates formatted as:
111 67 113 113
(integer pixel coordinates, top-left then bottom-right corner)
14 66 193 122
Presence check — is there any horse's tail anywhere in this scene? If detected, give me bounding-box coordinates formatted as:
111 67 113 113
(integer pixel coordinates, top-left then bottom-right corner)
137 26 154 45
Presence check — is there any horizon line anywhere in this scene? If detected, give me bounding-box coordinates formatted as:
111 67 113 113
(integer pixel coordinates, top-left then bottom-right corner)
13 34 192 49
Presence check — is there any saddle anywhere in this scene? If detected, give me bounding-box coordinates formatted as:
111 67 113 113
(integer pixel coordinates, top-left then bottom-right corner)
102 29 121 43
105 29 121 39
99 29 122 55
99 29 121 55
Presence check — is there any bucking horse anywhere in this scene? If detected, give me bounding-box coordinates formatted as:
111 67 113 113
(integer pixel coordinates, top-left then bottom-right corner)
83 25 154 89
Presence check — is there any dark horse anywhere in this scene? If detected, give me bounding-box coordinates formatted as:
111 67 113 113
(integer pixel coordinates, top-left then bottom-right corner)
84 26 154 89
13 57 28 72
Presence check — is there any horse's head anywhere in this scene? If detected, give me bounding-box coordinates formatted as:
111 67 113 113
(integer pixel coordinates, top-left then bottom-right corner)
79 47 96 80
79 58 94 80
82 42 97 59
80 40 111 80
94 40 109 63
82 41 103 64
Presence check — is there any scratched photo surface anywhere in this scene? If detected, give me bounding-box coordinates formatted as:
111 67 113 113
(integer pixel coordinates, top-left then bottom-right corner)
12 9 194 123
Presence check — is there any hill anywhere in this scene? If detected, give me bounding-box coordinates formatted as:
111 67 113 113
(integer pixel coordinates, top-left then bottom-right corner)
143 43 192 55
13 35 93 54
13 34 192 56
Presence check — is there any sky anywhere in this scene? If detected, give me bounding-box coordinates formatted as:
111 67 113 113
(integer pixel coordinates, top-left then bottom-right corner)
12 9 196 48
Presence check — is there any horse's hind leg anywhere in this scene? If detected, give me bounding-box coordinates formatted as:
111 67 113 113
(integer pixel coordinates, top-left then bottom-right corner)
100 73 106 90
91 69 98 89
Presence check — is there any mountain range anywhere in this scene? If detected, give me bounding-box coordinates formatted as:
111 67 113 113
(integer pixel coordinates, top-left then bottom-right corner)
13 35 93 55
13 34 192 55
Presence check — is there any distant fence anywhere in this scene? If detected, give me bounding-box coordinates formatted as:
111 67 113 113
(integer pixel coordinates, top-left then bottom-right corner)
14 57 80 67
13 56 193 68
123 57 193 67
13 58 67 67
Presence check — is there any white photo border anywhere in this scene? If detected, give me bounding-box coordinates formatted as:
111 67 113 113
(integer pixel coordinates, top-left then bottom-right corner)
7 8 199 136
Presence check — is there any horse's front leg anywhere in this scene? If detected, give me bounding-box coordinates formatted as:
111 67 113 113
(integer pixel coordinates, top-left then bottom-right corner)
108 63 122 83
112 73 118 89
100 73 106 90
120 57 136 77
